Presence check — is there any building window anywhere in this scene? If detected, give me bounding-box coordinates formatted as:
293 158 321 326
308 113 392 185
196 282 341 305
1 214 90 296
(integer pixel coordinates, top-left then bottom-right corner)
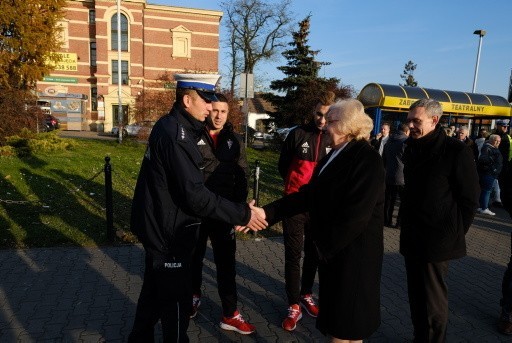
171 25 192 59
90 42 96 67
91 87 98 111
111 13 128 51
112 60 129 85
89 10 95 24
56 21 69 49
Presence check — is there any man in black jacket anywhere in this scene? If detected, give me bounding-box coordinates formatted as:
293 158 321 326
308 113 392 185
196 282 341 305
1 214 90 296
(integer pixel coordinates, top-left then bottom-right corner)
382 123 409 228
499 157 512 335
128 74 267 343
189 93 255 334
401 99 479 342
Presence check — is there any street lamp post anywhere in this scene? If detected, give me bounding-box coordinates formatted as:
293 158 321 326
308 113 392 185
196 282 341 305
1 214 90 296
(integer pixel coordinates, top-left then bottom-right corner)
472 29 486 93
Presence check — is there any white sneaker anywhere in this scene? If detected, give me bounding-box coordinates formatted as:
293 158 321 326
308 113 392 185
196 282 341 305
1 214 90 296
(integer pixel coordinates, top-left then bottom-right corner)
480 208 495 216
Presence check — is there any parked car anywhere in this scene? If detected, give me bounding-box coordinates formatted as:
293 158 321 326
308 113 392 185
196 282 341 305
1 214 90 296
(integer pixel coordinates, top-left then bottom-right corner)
276 126 298 141
42 115 60 132
111 120 155 137
251 131 276 149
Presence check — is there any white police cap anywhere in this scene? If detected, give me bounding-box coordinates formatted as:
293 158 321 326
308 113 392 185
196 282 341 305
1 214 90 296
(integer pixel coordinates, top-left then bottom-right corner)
174 73 220 102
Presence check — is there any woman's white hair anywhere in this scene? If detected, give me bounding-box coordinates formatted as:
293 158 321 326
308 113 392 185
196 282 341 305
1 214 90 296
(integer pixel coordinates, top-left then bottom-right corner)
328 98 374 140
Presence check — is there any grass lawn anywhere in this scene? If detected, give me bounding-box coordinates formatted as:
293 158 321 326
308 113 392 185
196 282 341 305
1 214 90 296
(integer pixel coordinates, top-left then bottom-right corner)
0 135 283 249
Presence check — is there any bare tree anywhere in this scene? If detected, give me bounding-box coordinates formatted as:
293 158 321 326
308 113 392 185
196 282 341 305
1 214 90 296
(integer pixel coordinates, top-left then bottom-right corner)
221 0 293 94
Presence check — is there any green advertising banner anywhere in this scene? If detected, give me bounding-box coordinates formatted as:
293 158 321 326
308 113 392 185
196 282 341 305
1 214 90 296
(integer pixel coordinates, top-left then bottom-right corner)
43 76 78 83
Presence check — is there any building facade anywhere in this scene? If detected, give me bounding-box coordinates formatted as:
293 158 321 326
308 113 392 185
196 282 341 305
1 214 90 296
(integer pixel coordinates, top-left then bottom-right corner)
37 0 222 131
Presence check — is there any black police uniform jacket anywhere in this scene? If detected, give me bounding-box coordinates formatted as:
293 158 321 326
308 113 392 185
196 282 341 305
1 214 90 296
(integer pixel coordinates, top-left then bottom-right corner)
400 125 479 262
130 104 251 263
197 122 249 202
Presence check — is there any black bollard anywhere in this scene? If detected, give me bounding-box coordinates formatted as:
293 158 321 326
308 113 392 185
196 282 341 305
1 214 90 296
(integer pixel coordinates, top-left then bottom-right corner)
104 156 114 243
252 160 261 238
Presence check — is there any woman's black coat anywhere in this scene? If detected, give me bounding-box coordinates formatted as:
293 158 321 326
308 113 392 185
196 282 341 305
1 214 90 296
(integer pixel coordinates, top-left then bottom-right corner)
264 139 385 339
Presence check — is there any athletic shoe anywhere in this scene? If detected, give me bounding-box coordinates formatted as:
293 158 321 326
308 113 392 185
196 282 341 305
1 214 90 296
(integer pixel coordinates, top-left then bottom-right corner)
299 294 319 317
282 304 302 331
476 208 483 213
481 208 496 216
190 294 201 318
220 310 256 334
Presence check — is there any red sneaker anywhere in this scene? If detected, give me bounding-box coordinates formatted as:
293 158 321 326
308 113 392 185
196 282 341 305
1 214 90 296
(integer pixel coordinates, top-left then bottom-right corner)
282 304 302 331
300 294 319 317
220 310 256 335
190 294 201 318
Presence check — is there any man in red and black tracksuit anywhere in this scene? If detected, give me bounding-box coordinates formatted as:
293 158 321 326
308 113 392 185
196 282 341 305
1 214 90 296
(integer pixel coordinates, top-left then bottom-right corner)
277 91 335 331
189 93 256 335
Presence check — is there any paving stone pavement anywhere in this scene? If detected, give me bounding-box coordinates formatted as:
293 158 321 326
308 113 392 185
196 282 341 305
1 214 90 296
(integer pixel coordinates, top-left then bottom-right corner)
1 207 512 342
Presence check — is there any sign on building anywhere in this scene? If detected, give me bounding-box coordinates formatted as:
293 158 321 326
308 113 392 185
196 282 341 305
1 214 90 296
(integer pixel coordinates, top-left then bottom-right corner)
46 52 78 72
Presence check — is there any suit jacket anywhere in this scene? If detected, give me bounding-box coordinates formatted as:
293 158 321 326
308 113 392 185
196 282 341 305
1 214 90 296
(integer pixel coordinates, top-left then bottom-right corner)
400 125 479 262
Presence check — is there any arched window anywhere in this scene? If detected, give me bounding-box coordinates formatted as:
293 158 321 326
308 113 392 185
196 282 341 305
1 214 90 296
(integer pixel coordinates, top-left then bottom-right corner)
111 13 128 51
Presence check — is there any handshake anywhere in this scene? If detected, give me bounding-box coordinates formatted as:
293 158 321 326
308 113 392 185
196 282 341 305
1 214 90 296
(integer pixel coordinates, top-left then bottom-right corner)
236 199 267 233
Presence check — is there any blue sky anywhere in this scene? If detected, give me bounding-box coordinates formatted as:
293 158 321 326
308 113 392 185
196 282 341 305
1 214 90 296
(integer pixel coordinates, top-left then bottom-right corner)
153 0 512 99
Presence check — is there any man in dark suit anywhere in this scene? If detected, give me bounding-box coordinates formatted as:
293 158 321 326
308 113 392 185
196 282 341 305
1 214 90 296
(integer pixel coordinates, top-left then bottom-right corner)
400 99 479 342
382 123 409 228
371 122 390 155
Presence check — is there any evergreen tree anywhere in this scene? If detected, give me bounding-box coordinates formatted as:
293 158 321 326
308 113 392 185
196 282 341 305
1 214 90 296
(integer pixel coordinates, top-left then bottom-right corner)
268 15 352 126
400 60 418 87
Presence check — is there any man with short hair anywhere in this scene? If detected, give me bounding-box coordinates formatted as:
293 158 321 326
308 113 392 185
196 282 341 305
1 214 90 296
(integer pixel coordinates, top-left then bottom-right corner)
190 93 255 334
382 123 409 228
456 125 477 160
495 119 512 164
277 91 335 331
128 74 267 342
371 123 391 155
400 99 479 342
493 119 512 207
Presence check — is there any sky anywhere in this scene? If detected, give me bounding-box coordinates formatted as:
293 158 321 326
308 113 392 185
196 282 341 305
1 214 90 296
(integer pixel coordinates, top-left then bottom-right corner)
152 0 512 99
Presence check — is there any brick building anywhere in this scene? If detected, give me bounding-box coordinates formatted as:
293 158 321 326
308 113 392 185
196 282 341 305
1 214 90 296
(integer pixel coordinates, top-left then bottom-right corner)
37 0 222 131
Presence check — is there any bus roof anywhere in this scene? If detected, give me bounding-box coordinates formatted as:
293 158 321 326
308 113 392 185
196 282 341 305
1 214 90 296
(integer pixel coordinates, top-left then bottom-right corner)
358 83 511 117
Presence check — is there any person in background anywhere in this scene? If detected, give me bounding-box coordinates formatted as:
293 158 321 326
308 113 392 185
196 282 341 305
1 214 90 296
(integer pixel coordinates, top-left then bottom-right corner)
443 126 454 137
248 98 385 343
277 90 335 331
476 134 503 216
449 125 457 137
400 99 479 342
492 119 512 208
189 93 255 334
382 123 409 228
128 74 267 343
474 128 490 158
456 125 477 160
371 122 391 155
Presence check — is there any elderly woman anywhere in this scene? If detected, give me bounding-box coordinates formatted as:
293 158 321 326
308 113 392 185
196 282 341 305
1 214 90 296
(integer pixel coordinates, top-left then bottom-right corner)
254 98 385 342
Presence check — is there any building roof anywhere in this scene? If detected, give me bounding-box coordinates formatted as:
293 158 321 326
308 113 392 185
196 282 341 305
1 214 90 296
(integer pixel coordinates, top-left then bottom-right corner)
247 94 276 114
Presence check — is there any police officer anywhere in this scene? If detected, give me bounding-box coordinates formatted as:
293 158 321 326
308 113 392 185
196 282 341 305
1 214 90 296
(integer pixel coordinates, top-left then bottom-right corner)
128 74 267 343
